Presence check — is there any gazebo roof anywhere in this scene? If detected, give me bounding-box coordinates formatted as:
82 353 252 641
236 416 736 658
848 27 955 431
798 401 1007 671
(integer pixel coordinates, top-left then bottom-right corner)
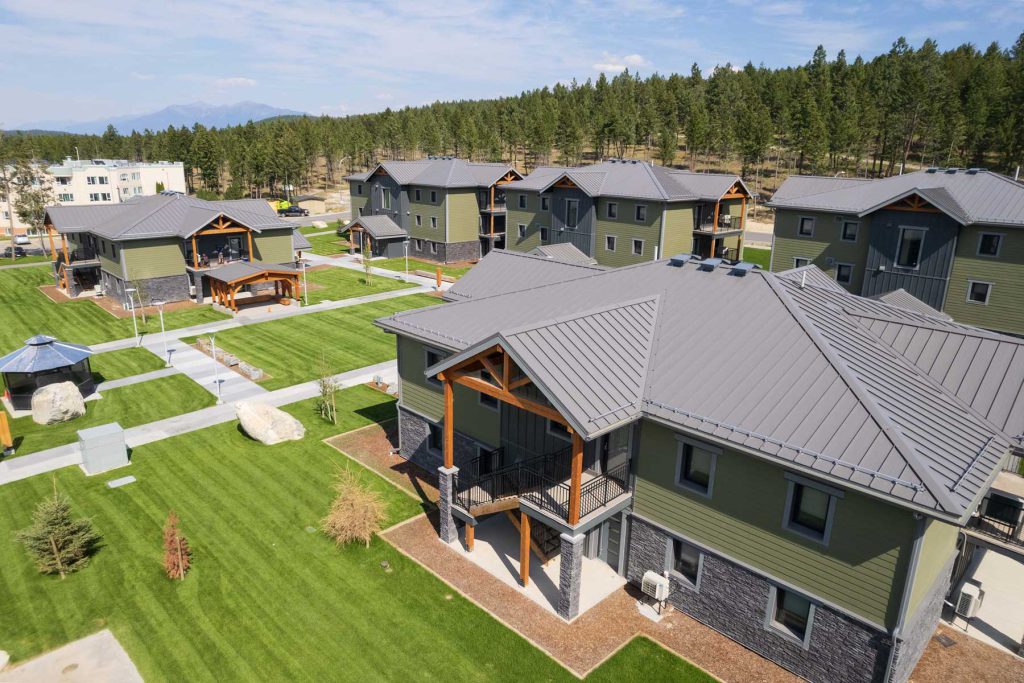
0 335 93 373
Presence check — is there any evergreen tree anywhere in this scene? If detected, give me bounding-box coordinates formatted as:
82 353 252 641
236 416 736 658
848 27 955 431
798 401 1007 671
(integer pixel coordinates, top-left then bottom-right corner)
656 125 677 166
16 489 100 579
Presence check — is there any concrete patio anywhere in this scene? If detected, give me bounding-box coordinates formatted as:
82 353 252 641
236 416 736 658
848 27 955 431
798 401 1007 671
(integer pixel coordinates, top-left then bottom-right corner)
949 547 1024 656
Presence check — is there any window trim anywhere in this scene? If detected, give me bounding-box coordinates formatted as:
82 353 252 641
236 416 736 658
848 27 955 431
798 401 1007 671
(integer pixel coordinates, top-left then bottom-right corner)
517 223 526 239
415 214 422 227
414 238 423 251
606 202 619 220
478 389 499 412
976 232 1004 258
966 279 993 305
424 346 446 389
540 195 550 212
782 473 842 546
664 536 703 591
634 204 647 223
429 241 438 255
546 418 571 442
415 188 422 202
539 226 550 243
765 584 816 649
673 435 720 498
430 190 438 203
793 257 810 268
840 220 859 243
797 216 815 237
895 225 927 270
427 422 443 455
356 183 363 195
605 235 617 252
518 194 527 209
565 198 580 230
834 262 854 285
430 216 438 229
631 238 644 257
381 187 392 210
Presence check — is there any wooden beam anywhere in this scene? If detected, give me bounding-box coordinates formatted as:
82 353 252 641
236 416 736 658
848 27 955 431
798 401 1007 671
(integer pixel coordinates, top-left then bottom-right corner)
0 411 12 450
46 226 57 260
712 201 720 238
479 355 503 388
508 375 532 391
247 231 254 261
465 522 475 551
519 511 530 586
568 432 584 525
443 378 454 469
61 235 69 264
502 353 510 390
451 374 567 425
195 226 251 235
440 344 502 376
192 236 199 269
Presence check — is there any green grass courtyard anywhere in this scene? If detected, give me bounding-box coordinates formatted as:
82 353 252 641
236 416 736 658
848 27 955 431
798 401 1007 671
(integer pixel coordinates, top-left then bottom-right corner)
89 347 167 383
0 386 712 682
741 246 771 270
306 233 350 256
303 266 416 306
370 257 473 279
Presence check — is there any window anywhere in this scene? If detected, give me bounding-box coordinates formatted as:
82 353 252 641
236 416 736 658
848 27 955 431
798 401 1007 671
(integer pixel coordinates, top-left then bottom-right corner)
793 257 810 268
540 226 549 242
415 214 422 227
429 242 438 254
57 193 73 202
546 419 570 442
797 217 814 236
967 280 992 305
768 586 815 646
358 207 364 217
895 227 925 269
425 347 446 388
517 224 526 239
381 188 392 210
414 239 423 251
840 220 859 242
607 202 619 219
565 199 579 229
356 183 363 195
635 205 647 222
632 239 644 256
478 387 499 411
430 216 438 229
98 177 108 185
675 440 717 496
977 233 1003 258
415 188 422 201
87 176 97 185
783 475 840 544
427 423 443 453
131 172 140 181
540 196 550 211
605 235 617 251
112 245 118 259
518 194 527 209
667 537 701 587
835 263 854 285
119 173 128 181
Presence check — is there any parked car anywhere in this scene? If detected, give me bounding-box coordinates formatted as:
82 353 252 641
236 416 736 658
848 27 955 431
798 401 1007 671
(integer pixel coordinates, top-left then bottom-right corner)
13 234 31 245
277 205 309 217
3 246 27 258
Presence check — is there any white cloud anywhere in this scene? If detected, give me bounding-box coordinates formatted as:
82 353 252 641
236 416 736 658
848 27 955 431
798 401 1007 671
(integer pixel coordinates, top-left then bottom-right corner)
592 53 650 73
130 72 154 80
214 77 257 88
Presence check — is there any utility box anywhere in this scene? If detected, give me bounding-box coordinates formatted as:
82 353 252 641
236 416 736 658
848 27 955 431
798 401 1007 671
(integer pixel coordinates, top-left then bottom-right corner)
78 422 129 475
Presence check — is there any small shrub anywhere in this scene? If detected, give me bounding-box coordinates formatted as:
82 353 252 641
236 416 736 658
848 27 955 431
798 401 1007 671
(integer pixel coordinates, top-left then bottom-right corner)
162 511 192 580
16 490 100 579
321 470 387 548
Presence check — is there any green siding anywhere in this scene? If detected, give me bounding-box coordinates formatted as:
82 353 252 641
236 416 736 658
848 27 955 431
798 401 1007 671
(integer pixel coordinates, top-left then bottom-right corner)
906 519 958 619
447 190 482 244
943 225 1024 336
594 198 663 268
253 229 294 263
633 420 915 628
124 239 186 280
349 181 369 218
97 237 123 278
771 209 870 292
407 187 446 241
662 203 695 257
506 191 544 252
396 335 498 446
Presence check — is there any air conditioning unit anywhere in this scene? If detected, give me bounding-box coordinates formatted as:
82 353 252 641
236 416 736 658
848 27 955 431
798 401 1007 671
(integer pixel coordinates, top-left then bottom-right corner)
642 570 670 605
956 581 984 619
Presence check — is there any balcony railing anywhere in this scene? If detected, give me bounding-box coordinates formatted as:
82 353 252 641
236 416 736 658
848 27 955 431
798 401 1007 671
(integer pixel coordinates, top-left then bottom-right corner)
967 493 1024 549
55 248 98 264
695 215 741 233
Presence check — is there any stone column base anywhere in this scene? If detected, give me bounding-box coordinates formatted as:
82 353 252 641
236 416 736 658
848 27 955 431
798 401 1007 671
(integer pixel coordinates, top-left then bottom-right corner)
557 532 584 620
437 465 459 544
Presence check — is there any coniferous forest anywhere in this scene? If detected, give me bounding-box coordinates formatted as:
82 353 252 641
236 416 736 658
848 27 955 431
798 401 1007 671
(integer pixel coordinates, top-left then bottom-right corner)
3 35 1023 199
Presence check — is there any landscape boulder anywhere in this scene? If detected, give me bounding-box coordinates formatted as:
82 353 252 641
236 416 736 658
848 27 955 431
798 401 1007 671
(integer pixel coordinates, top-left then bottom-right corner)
312 220 328 229
235 402 305 445
30 382 86 425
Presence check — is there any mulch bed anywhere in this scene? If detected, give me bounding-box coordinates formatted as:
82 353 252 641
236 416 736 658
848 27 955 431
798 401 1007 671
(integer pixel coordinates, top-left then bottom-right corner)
912 624 1024 682
38 285 70 303
38 285 206 320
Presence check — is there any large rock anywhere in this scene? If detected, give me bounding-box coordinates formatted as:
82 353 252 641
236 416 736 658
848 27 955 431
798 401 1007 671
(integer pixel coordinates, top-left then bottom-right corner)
312 220 328 229
31 382 86 425
235 402 305 445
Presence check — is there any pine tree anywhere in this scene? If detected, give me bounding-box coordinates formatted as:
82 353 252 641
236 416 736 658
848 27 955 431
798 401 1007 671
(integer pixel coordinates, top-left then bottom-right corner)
162 511 192 580
16 489 100 579
656 126 677 166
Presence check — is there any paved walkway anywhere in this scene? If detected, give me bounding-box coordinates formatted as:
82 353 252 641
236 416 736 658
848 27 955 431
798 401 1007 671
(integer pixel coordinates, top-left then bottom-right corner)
0 629 142 683
0 260 50 271
95 367 178 392
155 339 266 402
303 250 452 290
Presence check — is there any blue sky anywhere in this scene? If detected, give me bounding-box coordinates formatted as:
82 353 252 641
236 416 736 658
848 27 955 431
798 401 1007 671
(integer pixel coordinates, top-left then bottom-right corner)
2 0 1022 128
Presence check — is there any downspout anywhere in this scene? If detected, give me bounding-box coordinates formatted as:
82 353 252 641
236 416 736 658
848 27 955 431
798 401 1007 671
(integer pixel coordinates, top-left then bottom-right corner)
884 513 926 682
444 190 450 257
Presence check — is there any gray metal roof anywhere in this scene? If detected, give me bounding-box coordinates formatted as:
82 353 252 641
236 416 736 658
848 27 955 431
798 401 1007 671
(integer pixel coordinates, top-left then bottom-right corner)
344 158 519 189
528 243 598 266
0 335 92 373
348 215 407 240
768 169 1024 227
46 194 290 241
205 261 298 284
292 229 311 251
502 160 749 202
871 289 952 320
444 250 604 302
377 260 1016 521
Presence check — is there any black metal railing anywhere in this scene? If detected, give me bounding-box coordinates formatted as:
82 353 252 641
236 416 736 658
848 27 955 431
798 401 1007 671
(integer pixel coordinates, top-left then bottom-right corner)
968 494 1024 548
1003 445 1024 476
695 216 740 232
523 461 630 521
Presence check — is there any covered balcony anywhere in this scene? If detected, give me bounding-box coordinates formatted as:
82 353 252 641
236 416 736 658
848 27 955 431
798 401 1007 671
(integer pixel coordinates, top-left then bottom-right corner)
184 215 254 271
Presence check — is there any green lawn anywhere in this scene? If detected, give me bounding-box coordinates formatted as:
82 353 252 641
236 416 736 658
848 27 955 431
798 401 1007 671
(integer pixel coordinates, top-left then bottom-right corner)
299 220 343 234
741 247 771 270
371 257 473 279
0 386 706 681
0 268 229 352
90 347 166 383
305 267 416 305
307 233 350 256
7 375 215 456
1 254 52 265
185 294 438 390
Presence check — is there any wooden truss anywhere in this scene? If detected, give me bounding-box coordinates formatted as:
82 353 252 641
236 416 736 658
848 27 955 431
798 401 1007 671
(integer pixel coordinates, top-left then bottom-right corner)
191 215 255 269
209 268 299 312
883 194 941 213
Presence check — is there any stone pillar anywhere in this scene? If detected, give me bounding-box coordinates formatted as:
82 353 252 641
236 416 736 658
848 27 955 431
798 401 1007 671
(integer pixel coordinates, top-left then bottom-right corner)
557 532 585 620
437 465 459 544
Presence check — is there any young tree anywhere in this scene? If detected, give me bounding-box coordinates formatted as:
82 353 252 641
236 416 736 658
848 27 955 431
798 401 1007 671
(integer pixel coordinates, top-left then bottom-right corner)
11 159 54 252
316 350 338 425
321 469 387 548
16 488 100 579
162 511 192 580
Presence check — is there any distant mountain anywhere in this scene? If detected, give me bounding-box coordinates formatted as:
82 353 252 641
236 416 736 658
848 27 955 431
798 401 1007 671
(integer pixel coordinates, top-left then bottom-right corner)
19 101 308 135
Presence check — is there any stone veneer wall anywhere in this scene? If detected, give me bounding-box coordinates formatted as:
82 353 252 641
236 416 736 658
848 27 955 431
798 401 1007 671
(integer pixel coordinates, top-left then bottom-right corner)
887 553 954 682
408 239 480 264
627 515 894 683
139 274 191 303
398 406 486 471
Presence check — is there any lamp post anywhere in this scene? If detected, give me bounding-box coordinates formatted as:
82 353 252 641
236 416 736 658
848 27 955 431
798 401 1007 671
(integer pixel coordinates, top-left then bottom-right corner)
125 287 139 344
154 300 169 366
209 332 223 404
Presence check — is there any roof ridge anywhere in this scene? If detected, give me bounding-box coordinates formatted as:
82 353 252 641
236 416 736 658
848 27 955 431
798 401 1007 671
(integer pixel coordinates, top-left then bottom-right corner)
110 195 175 238
844 308 1023 344
637 161 671 200
762 273 961 513
502 294 660 338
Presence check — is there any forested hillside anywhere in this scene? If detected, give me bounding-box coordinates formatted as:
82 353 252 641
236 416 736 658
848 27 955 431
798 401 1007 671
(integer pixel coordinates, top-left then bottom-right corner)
3 35 1022 200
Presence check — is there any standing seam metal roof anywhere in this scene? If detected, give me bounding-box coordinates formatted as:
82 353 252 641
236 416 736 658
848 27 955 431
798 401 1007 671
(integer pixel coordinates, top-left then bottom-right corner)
344 158 519 189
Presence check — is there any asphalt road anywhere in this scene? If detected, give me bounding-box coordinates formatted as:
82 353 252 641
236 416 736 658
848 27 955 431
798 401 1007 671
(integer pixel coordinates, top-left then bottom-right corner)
282 210 350 225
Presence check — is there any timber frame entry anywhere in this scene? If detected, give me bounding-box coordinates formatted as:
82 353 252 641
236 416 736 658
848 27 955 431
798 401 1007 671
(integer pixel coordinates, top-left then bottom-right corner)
189 214 256 269
207 267 299 312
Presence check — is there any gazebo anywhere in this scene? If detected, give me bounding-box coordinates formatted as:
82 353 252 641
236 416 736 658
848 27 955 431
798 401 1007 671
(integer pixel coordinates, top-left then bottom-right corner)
0 335 94 410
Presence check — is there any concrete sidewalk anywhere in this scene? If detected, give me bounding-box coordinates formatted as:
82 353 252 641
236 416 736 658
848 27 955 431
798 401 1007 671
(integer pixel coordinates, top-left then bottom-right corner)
303 251 453 290
155 339 266 402
95 366 179 392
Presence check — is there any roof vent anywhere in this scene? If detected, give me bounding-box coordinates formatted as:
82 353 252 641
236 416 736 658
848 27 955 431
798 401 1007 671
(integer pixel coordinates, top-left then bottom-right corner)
966 168 983 174
669 254 692 267
729 262 755 276
926 167 939 173
945 168 959 174
698 257 722 272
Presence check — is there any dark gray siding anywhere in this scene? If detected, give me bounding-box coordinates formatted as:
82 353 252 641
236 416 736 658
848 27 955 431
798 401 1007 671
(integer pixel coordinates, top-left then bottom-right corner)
550 188 595 256
861 209 959 309
366 174 406 229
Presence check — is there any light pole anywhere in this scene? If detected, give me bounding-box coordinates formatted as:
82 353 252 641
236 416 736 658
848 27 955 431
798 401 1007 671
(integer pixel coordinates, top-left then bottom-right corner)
154 300 169 366
125 287 139 344
209 333 223 404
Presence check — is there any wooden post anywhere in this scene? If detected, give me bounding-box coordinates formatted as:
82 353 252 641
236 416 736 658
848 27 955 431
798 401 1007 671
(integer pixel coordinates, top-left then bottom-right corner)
519 511 530 586
740 196 747 231
46 226 56 260
465 523 475 552
568 431 584 525
443 377 454 469
246 231 254 261
0 411 12 450
436 267 442 288
61 235 69 264
192 236 199 269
